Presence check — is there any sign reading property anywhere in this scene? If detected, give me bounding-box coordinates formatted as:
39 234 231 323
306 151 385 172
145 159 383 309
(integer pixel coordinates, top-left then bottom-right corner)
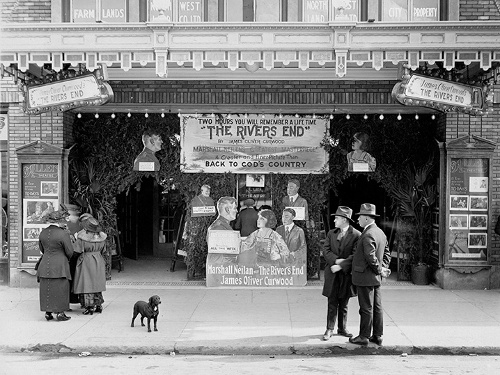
180 114 328 174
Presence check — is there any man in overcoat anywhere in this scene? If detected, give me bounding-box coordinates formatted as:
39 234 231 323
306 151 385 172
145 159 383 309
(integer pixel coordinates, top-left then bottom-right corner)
349 203 391 346
321 206 360 340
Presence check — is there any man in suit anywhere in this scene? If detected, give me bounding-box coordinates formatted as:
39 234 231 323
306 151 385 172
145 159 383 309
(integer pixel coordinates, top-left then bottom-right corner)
276 208 307 266
282 179 310 226
349 203 391 346
234 198 259 237
207 196 239 264
321 206 360 340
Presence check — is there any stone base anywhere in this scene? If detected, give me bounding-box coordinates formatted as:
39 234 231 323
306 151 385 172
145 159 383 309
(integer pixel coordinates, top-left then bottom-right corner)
9 267 38 288
434 266 499 289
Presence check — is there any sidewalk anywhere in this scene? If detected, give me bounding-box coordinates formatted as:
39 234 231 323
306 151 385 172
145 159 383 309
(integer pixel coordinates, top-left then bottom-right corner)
1 279 499 356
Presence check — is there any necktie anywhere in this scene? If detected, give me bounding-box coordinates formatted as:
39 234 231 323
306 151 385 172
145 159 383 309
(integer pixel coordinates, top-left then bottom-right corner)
337 230 345 241
285 228 290 242
290 197 294 204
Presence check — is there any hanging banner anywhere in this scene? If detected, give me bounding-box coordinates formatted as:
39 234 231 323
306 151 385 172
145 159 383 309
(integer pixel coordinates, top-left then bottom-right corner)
180 114 328 174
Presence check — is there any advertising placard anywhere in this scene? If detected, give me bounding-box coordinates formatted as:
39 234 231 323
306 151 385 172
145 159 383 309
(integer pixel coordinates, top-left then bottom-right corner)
180 114 328 174
22 163 59 263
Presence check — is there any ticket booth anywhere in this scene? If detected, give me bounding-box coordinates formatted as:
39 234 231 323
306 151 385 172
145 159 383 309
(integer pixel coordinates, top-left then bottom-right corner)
436 135 496 289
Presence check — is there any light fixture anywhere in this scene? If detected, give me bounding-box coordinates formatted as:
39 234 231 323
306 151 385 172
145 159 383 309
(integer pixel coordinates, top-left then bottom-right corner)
363 114 368 120
77 113 82 118
145 112 149 118
379 114 384 120
111 113 116 119
178 112 181 118
95 113 99 119
244 113 248 119
295 113 299 118
312 113 316 119
415 113 419 120
345 114 350 120
161 112 165 118
227 114 231 119
279 113 283 119
431 114 436 120
211 113 215 117
330 114 334 120
127 112 131 118
262 114 266 119
397 113 402 121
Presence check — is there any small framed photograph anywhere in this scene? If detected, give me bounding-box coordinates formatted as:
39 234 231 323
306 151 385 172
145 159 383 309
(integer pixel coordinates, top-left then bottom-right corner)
470 196 488 211
469 215 487 229
469 177 488 193
468 233 487 248
23 199 58 225
450 195 468 211
23 227 42 241
450 214 468 229
246 174 265 188
41 181 59 197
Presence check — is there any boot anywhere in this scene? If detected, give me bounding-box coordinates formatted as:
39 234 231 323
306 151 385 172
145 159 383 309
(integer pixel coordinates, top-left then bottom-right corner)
83 307 94 315
45 312 54 321
56 312 71 321
94 306 102 314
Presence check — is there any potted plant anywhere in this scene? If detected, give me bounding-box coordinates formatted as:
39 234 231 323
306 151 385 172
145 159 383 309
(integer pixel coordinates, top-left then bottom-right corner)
390 159 437 284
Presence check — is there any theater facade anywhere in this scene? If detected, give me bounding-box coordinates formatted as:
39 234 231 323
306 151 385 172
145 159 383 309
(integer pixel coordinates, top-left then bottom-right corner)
1 0 500 289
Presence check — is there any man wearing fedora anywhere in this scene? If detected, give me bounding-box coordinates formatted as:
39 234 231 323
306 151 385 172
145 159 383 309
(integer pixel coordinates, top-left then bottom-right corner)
321 206 360 340
349 203 391 346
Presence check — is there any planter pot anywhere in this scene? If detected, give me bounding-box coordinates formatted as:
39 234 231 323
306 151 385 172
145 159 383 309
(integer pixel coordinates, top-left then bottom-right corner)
411 264 429 285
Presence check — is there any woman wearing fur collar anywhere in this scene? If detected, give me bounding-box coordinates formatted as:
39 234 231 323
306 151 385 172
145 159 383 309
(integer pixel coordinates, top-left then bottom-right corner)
72 217 108 315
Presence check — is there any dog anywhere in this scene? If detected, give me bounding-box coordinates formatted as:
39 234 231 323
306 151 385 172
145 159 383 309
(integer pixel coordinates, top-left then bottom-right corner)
131 295 161 332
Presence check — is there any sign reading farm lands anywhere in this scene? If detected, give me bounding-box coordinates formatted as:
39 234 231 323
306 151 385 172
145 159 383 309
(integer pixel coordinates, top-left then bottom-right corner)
180 114 328 174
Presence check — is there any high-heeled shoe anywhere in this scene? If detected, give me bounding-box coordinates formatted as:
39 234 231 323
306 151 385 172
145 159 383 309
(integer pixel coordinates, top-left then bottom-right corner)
94 306 102 314
56 312 71 321
45 312 54 321
83 307 94 315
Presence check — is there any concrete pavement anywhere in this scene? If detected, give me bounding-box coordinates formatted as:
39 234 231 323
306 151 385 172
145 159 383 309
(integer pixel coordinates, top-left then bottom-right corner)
1 281 499 356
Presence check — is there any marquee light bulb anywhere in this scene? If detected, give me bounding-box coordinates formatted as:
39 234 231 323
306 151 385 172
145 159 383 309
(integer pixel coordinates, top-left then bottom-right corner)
431 114 436 120
145 113 149 118
397 113 402 120
95 113 99 119
415 114 419 120
161 112 165 118
379 114 384 120
111 113 116 119
345 114 350 120
330 114 334 120
295 113 299 118
127 112 131 117
363 114 368 120
77 113 82 118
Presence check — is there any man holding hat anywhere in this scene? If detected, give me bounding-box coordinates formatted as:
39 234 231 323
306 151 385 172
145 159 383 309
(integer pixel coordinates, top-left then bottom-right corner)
234 198 259 237
349 203 391 346
321 206 360 340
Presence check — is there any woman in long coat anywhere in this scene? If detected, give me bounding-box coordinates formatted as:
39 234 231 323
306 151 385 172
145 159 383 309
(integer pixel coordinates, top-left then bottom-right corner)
37 208 74 321
73 217 107 315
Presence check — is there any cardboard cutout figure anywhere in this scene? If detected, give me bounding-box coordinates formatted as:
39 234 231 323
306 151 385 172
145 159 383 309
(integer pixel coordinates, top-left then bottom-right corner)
347 132 376 172
191 184 216 217
133 132 163 171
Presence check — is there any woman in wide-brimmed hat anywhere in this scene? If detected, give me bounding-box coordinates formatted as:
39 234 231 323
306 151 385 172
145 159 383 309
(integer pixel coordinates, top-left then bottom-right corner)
72 217 108 315
37 206 74 321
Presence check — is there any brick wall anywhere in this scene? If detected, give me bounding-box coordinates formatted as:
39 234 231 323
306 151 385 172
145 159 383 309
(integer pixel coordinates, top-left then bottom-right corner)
460 0 500 20
111 80 397 106
0 0 52 23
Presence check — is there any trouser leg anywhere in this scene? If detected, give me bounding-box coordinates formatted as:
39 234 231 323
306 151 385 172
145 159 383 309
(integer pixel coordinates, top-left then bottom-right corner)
357 286 373 338
337 297 349 332
327 295 339 329
372 286 383 336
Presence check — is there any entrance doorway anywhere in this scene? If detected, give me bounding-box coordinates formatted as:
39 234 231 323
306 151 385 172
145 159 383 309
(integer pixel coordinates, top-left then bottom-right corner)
116 177 185 262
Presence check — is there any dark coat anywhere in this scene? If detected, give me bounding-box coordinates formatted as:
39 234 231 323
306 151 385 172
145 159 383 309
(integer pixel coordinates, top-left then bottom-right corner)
37 225 74 280
351 223 391 287
322 225 360 298
234 207 259 237
276 224 307 265
282 195 309 221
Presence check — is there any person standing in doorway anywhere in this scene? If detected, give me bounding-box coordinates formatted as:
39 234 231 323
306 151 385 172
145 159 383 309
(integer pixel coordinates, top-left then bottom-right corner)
349 203 391 346
321 206 360 340
234 198 259 237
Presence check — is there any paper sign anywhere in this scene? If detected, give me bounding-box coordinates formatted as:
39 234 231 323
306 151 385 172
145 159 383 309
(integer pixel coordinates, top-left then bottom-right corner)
286 206 305 220
352 162 370 172
138 162 155 171
207 230 240 254
192 206 216 215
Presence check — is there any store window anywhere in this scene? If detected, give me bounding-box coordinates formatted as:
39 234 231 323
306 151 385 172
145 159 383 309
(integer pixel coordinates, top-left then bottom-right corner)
381 0 439 22
71 0 128 23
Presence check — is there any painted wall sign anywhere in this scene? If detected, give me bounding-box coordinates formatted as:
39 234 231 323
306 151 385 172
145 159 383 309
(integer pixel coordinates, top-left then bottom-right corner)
177 0 203 22
72 0 126 23
180 114 328 174
23 70 114 115
392 73 486 116
303 0 329 22
150 0 173 21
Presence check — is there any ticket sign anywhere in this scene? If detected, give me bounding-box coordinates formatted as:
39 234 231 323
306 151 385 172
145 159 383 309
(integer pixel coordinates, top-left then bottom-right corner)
392 74 485 116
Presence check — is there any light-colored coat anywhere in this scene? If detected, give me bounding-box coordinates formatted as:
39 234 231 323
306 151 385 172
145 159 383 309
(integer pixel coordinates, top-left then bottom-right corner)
72 230 107 294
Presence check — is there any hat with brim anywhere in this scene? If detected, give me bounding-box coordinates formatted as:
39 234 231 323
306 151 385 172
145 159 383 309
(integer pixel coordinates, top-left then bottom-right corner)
331 206 354 222
43 205 70 224
355 203 380 217
82 217 102 233
243 198 255 206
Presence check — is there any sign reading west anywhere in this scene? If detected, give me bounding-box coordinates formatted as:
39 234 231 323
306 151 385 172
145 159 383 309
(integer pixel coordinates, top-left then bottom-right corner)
180 114 328 174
